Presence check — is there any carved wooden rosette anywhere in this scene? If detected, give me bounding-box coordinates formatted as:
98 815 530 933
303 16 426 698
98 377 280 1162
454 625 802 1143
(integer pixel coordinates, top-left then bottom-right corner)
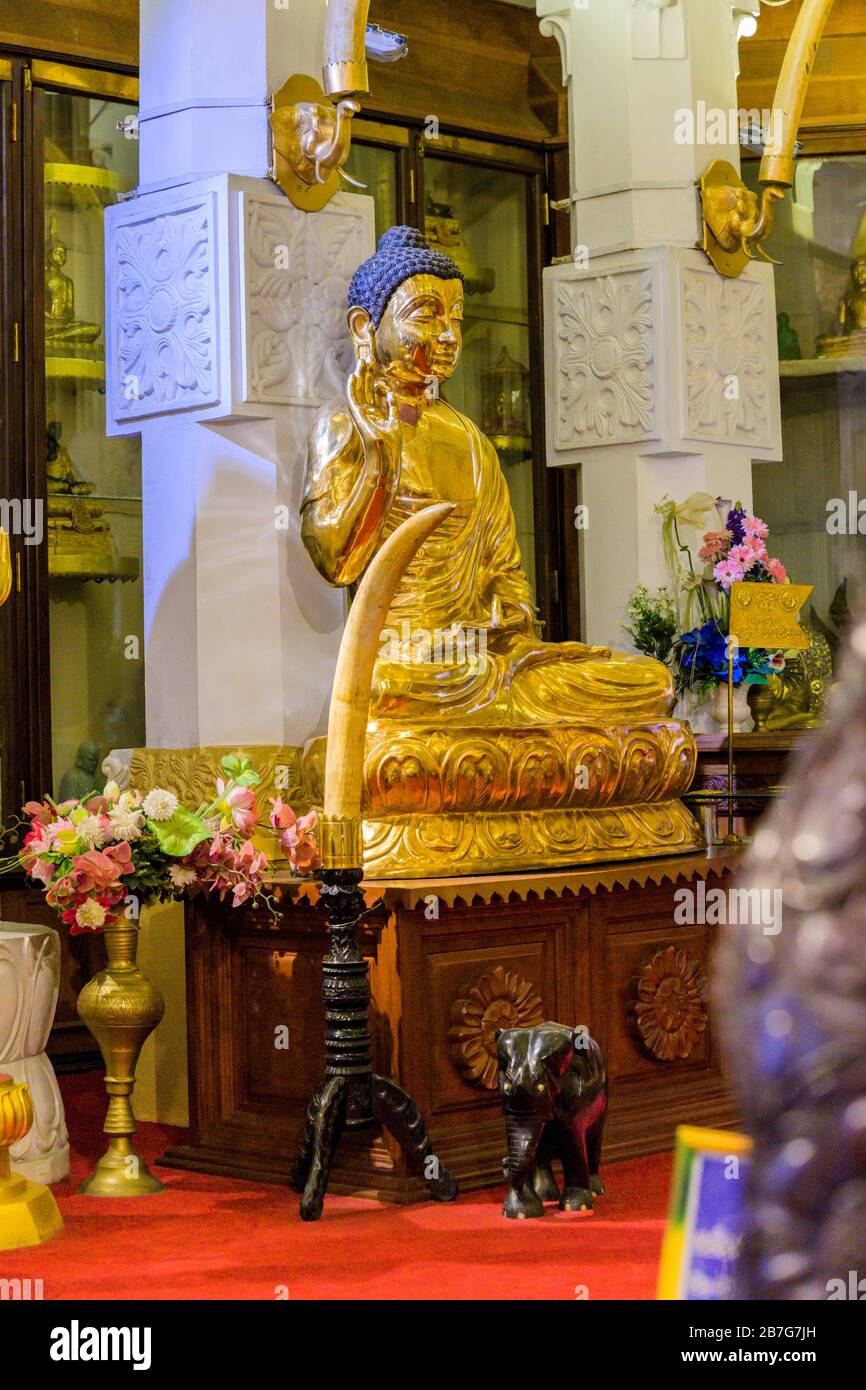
633 944 707 1062
449 965 544 1090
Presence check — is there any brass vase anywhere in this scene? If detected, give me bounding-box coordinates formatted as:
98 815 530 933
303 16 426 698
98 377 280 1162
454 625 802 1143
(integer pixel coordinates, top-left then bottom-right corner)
747 681 776 733
76 922 166 1196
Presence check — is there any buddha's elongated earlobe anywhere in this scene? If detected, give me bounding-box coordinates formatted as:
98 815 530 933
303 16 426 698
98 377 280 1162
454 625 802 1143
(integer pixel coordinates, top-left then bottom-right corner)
347 305 376 364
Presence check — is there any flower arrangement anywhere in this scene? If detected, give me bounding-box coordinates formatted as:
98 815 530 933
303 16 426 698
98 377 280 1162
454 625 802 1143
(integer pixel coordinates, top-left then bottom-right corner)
621 585 679 666
625 495 788 701
1 755 319 935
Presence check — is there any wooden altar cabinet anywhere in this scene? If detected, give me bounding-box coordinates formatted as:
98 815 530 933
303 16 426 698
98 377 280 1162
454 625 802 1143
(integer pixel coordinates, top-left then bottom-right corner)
161 851 741 1202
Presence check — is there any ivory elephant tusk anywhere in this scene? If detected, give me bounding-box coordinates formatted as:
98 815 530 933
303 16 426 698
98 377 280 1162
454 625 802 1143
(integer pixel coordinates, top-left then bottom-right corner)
323 502 456 829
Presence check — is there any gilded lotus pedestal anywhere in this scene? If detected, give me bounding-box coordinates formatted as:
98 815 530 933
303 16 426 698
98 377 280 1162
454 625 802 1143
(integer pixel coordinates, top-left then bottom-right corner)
76 923 166 1197
304 718 702 879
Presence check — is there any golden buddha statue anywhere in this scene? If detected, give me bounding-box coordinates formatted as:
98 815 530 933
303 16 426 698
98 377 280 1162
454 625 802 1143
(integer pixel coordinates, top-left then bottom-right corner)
301 227 700 876
44 215 101 350
425 197 495 296
816 253 866 358
47 420 93 495
763 625 833 730
45 423 117 580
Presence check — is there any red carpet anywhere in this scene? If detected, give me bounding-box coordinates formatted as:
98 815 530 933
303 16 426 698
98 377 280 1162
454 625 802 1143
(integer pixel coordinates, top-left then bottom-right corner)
4 1072 672 1300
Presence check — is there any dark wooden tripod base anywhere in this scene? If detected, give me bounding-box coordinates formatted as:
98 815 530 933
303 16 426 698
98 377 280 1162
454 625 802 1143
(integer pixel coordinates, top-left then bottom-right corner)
290 868 459 1222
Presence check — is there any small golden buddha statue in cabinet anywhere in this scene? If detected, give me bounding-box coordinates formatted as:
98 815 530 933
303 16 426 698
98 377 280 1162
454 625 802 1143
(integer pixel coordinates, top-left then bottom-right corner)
300 227 699 876
816 253 866 358
44 215 102 350
45 423 117 581
47 420 93 496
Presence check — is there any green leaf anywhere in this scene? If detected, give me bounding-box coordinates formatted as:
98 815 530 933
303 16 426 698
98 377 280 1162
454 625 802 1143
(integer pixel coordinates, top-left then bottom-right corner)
220 755 260 788
146 808 212 858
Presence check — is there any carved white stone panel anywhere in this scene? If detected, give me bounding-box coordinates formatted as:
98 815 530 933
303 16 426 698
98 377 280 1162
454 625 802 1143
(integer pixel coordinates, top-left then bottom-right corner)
551 267 659 451
239 190 373 408
681 264 774 448
107 190 220 424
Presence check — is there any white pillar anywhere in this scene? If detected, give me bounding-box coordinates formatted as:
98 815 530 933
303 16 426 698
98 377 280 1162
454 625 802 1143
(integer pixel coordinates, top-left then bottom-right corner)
103 0 375 1125
106 0 375 751
538 0 781 644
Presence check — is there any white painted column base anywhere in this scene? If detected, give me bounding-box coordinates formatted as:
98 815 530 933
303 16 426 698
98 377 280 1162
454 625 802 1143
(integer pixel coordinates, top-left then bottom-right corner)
0 925 70 1185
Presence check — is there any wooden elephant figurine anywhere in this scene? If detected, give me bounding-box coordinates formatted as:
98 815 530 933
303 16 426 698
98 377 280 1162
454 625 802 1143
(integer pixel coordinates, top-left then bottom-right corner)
497 1022 607 1219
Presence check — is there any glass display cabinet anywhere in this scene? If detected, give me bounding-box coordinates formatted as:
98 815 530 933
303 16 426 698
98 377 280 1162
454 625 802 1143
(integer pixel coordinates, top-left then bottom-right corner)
42 86 144 799
0 54 142 1059
743 156 864 679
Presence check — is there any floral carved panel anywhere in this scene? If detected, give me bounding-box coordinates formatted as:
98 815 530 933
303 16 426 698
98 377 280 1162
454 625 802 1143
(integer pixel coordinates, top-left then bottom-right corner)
682 266 772 446
109 192 220 421
553 269 658 450
241 193 372 407
633 944 707 1062
448 964 544 1090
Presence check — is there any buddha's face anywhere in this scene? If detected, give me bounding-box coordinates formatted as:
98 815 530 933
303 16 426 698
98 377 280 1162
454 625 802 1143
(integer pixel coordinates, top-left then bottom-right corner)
853 257 866 288
50 245 67 269
352 273 464 392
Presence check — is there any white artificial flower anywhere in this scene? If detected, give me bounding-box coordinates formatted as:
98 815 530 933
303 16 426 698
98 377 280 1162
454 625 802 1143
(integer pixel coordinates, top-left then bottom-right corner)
77 814 107 851
107 807 145 842
168 864 197 890
142 788 179 822
103 780 122 803
75 899 107 930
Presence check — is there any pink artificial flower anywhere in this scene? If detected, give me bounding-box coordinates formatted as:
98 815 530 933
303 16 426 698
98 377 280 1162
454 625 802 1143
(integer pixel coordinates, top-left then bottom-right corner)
742 534 767 559
24 824 52 857
216 778 258 835
232 880 253 908
743 515 769 540
282 810 320 873
105 841 135 875
47 817 77 845
269 798 297 833
23 800 53 825
28 857 56 886
698 530 733 564
46 873 77 908
713 557 745 591
71 847 128 894
769 651 786 671
729 544 758 573
766 557 788 584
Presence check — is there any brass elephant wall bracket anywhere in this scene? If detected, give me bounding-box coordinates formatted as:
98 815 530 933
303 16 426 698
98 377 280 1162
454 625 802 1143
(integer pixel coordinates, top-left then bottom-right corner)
700 0 834 278
269 1 408 212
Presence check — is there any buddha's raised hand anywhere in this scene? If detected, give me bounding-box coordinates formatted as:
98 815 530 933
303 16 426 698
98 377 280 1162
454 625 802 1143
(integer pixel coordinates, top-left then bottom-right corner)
346 356 402 486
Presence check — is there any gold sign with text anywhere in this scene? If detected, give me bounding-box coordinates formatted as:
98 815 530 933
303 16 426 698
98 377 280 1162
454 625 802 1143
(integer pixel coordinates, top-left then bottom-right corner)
729 582 813 651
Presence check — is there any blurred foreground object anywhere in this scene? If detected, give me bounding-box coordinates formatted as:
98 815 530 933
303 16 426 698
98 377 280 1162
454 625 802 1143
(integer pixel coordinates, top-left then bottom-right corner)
0 1075 63 1250
714 607 866 1297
